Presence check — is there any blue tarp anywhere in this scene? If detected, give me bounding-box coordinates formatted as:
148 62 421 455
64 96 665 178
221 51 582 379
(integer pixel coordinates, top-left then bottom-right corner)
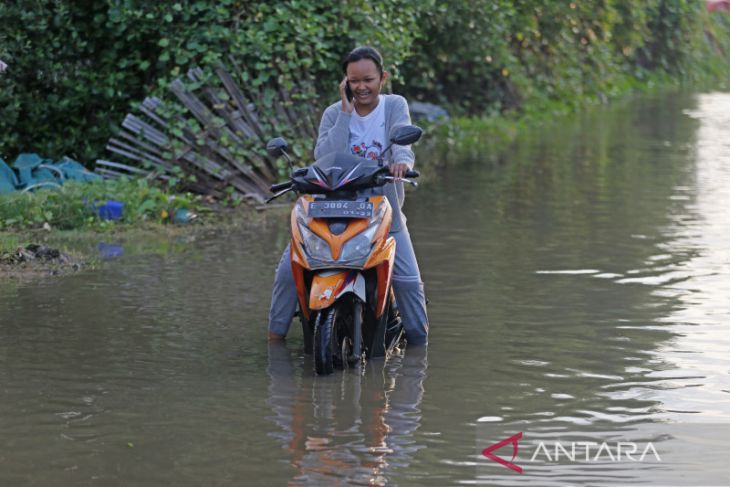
0 153 101 194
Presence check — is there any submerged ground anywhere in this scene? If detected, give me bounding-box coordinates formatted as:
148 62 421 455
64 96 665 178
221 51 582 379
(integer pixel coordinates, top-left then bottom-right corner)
1 91 729 486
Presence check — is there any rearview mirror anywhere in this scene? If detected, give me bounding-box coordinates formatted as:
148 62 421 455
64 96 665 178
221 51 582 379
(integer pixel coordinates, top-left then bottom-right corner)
390 125 423 146
266 137 289 157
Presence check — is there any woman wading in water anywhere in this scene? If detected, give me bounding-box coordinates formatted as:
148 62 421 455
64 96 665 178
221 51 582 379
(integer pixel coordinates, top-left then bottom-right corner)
267 46 429 346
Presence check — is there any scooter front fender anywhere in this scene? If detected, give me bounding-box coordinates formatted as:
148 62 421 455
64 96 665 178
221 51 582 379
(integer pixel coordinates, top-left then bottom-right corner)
309 270 366 310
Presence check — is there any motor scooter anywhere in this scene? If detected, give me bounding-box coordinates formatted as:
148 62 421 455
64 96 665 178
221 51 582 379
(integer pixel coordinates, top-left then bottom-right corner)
266 125 422 374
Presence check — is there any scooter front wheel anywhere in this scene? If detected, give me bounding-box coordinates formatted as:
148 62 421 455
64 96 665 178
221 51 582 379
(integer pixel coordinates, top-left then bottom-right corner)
313 302 360 375
313 306 339 375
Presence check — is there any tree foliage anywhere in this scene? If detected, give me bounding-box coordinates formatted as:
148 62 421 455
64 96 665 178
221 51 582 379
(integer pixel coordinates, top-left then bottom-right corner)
394 0 728 115
0 0 429 162
0 0 727 163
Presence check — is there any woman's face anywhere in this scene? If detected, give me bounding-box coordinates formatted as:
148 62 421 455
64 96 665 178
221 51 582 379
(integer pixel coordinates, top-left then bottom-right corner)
346 59 388 109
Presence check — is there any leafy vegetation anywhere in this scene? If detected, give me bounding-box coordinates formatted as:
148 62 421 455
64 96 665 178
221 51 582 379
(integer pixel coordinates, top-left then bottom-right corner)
0 0 428 163
1 0 728 168
395 0 730 115
0 178 204 232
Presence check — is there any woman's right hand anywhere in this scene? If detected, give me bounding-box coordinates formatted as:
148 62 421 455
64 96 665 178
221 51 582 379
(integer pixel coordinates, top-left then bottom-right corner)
340 77 354 113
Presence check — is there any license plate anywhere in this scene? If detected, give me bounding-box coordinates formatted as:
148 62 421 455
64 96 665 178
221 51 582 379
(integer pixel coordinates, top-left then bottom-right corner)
308 201 373 218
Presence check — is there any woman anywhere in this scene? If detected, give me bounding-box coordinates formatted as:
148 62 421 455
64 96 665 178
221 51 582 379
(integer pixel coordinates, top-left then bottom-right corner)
268 46 429 346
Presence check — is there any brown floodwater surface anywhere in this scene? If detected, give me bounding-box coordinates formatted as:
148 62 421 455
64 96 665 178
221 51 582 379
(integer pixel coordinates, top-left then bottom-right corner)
2 91 730 486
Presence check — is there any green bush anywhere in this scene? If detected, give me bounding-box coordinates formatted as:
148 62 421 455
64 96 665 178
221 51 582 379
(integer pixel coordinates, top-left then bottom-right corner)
1 0 727 165
394 0 729 115
0 0 429 163
0 178 201 231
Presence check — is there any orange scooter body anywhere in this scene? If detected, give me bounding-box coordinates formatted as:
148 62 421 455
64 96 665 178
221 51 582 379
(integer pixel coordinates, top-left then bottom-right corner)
289 195 395 321
267 127 422 373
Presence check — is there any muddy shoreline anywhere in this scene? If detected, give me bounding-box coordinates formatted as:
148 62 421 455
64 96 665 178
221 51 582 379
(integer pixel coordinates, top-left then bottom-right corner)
0 206 283 282
1 244 84 280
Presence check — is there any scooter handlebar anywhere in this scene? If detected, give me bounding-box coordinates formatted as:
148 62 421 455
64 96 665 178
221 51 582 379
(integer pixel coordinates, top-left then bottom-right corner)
405 169 420 178
270 181 293 193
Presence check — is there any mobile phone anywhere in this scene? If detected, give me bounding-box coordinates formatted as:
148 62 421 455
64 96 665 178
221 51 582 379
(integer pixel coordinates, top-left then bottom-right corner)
345 81 354 101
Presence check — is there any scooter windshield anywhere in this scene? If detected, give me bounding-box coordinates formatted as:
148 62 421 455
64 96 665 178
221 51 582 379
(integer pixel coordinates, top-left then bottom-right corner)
294 152 382 193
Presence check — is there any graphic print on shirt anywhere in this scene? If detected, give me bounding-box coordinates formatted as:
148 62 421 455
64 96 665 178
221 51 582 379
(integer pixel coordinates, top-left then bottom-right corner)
351 139 383 160
349 95 387 161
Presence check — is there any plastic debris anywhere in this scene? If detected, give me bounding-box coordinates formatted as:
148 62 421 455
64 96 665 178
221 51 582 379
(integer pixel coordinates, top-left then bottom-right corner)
97 243 124 259
97 200 124 221
173 208 197 224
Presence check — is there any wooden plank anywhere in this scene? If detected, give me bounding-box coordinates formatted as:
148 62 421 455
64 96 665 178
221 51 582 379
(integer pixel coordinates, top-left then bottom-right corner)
179 91 271 184
94 167 125 178
170 79 223 133
105 63 319 205
95 166 171 181
255 202 291 210
139 98 170 128
222 108 257 139
96 159 153 175
170 81 259 180
253 82 288 134
108 138 169 170
187 66 205 83
220 60 272 139
106 145 163 169
117 129 165 158
201 84 253 141
122 115 170 146
123 115 195 167
178 150 230 181
200 137 271 193
169 85 272 191
227 176 266 203
216 65 267 140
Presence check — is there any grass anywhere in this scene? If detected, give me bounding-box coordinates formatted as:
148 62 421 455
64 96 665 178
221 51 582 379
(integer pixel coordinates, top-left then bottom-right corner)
0 177 210 233
0 176 226 273
416 56 729 167
0 178 278 276
0 234 22 254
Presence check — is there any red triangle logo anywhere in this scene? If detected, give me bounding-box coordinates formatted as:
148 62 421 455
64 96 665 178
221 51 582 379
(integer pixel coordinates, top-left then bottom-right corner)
481 432 523 474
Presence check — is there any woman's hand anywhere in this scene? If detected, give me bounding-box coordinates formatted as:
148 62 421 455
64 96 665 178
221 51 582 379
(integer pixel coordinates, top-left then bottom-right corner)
340 77 354 113
389 162 409 179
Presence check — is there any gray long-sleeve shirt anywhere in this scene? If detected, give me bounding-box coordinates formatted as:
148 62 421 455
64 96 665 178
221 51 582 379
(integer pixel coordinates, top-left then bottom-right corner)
313 94 415 232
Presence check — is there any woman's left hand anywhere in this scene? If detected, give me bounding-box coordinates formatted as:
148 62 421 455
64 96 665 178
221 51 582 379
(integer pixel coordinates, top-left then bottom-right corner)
389 162 409 179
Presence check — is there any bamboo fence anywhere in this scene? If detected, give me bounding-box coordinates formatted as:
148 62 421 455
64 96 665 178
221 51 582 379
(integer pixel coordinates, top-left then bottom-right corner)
97 64 318 204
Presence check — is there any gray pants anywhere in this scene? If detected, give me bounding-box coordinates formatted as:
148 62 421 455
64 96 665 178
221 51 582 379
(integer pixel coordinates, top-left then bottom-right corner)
268 226 429 345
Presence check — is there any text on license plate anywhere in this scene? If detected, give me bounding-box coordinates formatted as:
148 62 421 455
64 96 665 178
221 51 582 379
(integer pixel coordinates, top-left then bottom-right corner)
308 201 373 218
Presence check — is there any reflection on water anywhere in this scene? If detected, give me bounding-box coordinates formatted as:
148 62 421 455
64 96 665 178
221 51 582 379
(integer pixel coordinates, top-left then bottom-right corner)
1 91 730 485
266 344 427 485
639 93 730 420
402 90 730 484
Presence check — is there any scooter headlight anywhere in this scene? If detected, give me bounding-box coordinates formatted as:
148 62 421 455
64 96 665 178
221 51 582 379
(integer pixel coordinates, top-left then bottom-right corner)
299 224 332 260
340 235 371 262
340 224 378 263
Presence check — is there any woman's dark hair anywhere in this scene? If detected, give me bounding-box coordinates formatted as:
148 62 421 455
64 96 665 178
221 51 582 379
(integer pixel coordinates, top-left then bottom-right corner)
342 46 384 75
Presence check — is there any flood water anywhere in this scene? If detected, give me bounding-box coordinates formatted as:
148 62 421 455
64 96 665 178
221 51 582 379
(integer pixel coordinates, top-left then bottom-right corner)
2 92 730 486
